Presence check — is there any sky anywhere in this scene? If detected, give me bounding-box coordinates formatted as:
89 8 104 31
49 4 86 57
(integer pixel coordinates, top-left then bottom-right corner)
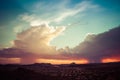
0 0 120 64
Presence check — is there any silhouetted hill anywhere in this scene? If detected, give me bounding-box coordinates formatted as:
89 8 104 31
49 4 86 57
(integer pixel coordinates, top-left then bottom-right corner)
28 63 52 67
68 62 120 68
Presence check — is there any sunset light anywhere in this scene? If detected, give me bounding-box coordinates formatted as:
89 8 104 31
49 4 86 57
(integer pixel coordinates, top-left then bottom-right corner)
0 0 120 80
36 59 89 64
0 58 21 64
0 0 120 64
102 58 120 63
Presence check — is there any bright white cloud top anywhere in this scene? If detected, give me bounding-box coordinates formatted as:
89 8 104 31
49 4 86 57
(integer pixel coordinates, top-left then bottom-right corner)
14 23 65 55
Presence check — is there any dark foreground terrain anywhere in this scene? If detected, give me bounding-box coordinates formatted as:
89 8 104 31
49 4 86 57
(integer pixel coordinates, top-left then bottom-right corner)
0 62 120 80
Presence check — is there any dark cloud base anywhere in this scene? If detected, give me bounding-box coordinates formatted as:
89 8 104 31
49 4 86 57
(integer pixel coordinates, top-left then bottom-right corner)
70 26 120 63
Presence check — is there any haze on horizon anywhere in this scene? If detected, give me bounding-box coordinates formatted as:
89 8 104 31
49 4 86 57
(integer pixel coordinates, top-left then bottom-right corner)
0 0 120 64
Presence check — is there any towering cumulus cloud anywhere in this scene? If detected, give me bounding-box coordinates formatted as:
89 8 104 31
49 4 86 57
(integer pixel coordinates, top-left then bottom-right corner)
14 23 65 55
0 23 66 64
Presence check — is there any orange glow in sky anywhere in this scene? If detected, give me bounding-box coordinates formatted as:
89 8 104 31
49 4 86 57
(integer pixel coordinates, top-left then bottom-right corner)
36 59 89 64
102 58 120 63
0 58 21 64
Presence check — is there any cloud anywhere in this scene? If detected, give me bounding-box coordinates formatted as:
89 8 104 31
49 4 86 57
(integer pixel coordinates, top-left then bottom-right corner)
0 0 119 64
19 1 100 24
19 14 50 26
0 26 120 64
0 48 37 64
54 1 100 22
0 23 66 64
60 26 120 63
13 23 65 55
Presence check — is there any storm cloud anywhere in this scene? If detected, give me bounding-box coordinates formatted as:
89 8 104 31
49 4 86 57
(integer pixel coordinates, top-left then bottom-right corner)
61 26 120 63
